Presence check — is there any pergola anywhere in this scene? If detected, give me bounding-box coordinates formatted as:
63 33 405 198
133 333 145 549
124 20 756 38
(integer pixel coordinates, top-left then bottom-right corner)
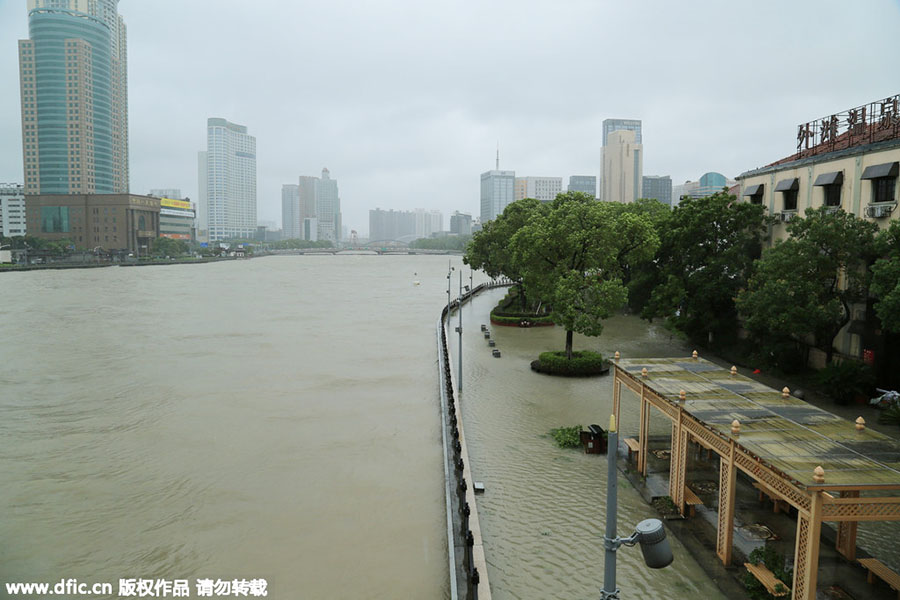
612 354 900 600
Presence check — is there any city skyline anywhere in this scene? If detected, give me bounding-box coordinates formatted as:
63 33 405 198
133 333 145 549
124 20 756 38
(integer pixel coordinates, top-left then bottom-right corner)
1 0 899 234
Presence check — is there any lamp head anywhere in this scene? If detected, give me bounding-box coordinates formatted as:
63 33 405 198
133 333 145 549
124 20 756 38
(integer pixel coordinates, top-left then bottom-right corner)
635 519 673 569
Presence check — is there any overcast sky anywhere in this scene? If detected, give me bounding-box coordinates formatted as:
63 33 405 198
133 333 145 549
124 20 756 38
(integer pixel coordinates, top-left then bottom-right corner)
2 0 899 236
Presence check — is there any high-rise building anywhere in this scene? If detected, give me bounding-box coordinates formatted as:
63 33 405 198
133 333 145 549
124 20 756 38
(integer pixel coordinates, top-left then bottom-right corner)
297 176 317 240
450 211 472 236
568 176 597 198
0 183 27 237
601 129 643 203
480 170 515 223
641 175 673 206
415 208 443 238
602 118 642 146
514 176 563 202
19 0 128 195
281 184 300 239
199 118 257 241
316 168 341 243
369 209 416 242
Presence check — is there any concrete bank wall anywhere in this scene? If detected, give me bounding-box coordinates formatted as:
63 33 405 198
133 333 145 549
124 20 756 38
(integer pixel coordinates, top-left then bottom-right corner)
437 279 511 600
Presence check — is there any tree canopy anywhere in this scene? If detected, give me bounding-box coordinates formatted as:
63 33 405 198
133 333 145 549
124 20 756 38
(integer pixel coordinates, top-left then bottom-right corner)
641 191 769 346
511 192 659 358
870 220 900 333
736 207 878 364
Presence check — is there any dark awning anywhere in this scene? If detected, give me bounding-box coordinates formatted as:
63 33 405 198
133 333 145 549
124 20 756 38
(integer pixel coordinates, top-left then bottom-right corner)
813 171 843 186
775 178 799 192
861 162 899 180
743 184 764 196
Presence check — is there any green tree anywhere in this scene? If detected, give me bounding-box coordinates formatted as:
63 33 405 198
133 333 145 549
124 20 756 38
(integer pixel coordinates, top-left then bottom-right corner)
642 191 769 346
871 220 900 333
511 192 658 359
151 236 189 257
464 198 547 310
409 235 471 251
737 207 878 365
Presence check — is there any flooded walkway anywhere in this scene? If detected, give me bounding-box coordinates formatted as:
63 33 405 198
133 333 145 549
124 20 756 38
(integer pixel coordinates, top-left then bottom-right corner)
447 288 727 600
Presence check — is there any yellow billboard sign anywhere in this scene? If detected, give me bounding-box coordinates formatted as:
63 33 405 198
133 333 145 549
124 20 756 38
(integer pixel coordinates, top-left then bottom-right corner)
160 198 192 210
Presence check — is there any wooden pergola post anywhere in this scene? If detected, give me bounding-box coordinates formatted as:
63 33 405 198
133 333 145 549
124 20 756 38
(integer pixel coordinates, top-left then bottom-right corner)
835 490 860 560
638 383 650 476
669 408 688 513
716 439 736 565
792 490 823 600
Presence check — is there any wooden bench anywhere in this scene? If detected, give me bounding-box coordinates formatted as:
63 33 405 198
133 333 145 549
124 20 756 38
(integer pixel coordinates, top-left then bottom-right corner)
744 562 790 597
859 557 900 600
752 481 791 514
624 437 640 462
683 486 703 517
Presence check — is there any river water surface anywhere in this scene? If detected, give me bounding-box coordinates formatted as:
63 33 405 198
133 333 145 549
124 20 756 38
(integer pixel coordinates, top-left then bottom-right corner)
2 256 843 600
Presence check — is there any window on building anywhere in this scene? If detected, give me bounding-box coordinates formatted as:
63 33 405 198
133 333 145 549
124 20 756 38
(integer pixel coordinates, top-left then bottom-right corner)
782 189 798 211
873 177 897 204
862 162 899 204
41 207 70 233
775 178 799 211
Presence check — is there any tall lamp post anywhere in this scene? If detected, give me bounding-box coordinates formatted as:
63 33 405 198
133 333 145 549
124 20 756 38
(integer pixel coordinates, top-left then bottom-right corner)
457 270 463 393
600 414 674 599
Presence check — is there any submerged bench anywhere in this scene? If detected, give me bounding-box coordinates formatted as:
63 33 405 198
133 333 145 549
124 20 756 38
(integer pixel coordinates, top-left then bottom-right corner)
682 486 703 517
624 437 640 462
859 558 900 600
744 562 790 597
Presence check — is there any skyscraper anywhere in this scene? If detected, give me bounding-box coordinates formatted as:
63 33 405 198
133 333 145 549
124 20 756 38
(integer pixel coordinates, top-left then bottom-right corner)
602 118 642 146
19 0 128 195
601 129 643 203
281 184 300 239
316 168 341 243
298 175 317 238
199 118 257 241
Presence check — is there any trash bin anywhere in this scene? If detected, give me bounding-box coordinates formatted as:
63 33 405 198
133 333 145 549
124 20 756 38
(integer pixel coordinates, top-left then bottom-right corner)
580 424 608 454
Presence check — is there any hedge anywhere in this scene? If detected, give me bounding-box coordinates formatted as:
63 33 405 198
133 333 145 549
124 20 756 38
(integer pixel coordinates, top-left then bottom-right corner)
536 350 609 376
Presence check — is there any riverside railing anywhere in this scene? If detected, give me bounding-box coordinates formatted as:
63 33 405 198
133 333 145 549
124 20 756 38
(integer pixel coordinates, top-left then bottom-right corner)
436 278 511 600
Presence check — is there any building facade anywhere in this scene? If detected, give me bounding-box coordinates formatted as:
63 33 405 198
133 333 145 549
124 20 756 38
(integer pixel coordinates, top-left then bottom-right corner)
602 118 642 146
415 208 443 238
641 175 673 206
281 184 300 239
0 184 27 237
315 168 341 243
738 94 900 365
158 197 195 241
20 0 127 195
568 175 597 198
480 169 515 223
149 188 182 200
297 176 317 240
450 211 472 235
514 176 563 202
369 209 417 242
25 193 159 252
601 129 643 203
199 118 257 241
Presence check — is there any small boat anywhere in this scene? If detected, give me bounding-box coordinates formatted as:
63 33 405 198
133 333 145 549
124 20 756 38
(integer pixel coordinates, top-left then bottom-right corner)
488 339 496 347
492 349 501 358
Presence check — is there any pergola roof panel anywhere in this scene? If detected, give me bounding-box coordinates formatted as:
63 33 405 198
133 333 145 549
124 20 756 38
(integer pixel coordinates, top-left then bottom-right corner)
617 357 900 489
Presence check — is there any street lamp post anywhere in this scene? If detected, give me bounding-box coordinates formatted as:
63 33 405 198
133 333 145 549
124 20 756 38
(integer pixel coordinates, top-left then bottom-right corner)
600 414 674 599
458 270 463 394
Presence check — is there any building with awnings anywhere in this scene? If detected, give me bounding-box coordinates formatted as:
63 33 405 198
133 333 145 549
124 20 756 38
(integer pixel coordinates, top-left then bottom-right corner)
25 194 160 253
158 197 196 242
737 94 900 366
738 94 900 245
